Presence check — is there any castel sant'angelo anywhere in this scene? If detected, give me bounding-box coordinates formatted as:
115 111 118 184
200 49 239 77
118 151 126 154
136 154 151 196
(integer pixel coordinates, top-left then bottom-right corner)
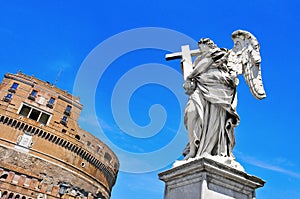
0 72 119 199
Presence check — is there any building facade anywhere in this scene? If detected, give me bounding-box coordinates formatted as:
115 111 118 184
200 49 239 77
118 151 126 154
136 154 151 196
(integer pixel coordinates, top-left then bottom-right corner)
0 72 119 199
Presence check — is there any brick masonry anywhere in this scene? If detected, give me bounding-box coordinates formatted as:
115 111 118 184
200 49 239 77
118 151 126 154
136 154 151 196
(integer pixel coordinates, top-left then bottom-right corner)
0 72 119 199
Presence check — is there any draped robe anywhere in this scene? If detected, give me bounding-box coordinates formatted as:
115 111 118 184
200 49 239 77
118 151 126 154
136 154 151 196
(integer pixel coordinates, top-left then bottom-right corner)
184 48 240 158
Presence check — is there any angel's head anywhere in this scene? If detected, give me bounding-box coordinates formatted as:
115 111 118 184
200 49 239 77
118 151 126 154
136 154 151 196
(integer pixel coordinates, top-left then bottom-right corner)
198 38 217 52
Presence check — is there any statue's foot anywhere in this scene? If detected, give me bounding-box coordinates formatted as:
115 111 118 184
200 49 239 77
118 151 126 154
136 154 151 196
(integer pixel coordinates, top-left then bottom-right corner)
183 151 196 160
173 151 196 168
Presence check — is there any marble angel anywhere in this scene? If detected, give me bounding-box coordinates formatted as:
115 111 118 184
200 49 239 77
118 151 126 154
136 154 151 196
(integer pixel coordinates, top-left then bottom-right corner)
167 30 266 166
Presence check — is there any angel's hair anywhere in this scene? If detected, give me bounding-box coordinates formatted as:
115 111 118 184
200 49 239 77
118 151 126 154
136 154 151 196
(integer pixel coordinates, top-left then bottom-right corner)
198 38 217 49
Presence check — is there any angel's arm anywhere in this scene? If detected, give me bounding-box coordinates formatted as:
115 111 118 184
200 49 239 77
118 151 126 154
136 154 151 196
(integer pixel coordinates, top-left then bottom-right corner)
187 54 213 79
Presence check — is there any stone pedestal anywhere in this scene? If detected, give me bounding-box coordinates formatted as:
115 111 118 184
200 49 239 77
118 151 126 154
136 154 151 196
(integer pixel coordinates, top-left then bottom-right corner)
158 158 265 199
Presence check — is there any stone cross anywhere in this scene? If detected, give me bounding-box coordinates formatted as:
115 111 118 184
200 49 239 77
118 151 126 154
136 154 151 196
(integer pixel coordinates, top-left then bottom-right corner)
165 45 201 80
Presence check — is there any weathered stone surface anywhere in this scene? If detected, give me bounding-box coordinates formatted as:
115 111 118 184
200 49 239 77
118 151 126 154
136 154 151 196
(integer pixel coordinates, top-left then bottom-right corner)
0 145 98 193
159 158 265 199
0 72 120 199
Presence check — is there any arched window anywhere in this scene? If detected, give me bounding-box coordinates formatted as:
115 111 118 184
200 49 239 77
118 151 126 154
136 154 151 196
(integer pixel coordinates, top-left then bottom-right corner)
75 135 80 140
104 152 112 162
76 148 81 154
38 130 43 137
3 117 8 124
31 127 36 134
8 119 13 125
70 145 75 152
42 132 47 138
1 191 8 199
49 135 53 141
56 138 61 144
24 124 28 131
12 120 17 127
19 123 25 130
0 173 8 180
73 146 78 153
34 129 39 135
59 139 64 146
62 141 67 147
8 193 13 199
15 121 21 129
52 136 57 143
114 162 119 169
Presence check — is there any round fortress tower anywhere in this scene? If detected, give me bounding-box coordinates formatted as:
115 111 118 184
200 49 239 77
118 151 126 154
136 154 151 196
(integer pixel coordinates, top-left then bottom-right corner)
0 71 119 199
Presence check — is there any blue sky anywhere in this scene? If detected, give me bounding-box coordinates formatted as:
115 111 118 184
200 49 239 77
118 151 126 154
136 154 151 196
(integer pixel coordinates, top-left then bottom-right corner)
0 1 300 198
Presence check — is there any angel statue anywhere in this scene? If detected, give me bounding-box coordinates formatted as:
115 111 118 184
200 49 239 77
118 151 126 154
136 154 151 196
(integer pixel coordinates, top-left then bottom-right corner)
166 30 266 168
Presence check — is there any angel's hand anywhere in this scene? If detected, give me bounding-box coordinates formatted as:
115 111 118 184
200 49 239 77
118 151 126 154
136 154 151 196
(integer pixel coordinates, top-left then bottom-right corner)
183 78 196 95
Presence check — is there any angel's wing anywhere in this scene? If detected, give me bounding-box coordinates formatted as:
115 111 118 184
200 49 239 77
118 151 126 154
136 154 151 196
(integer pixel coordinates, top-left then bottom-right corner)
228 30 266 100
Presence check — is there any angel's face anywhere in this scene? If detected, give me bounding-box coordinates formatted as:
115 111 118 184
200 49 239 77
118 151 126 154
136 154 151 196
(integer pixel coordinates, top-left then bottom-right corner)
198 44 210 53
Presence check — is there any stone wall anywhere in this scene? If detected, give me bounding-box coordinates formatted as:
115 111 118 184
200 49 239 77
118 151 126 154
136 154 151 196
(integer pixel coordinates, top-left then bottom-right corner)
0 72 119 199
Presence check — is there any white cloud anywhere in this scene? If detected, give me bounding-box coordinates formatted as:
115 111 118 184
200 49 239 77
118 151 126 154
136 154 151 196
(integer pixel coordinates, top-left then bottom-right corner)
236 152 300 179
